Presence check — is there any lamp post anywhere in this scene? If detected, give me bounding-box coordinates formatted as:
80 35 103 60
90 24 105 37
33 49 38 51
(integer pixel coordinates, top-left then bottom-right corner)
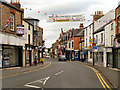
90 14 95 66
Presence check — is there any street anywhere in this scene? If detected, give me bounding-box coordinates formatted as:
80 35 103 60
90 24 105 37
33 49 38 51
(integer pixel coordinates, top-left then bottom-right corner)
2 58 112 89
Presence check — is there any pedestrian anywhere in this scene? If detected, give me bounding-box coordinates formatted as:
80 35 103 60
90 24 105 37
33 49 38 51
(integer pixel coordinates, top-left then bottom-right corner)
40 58 44 65
34 56 37 66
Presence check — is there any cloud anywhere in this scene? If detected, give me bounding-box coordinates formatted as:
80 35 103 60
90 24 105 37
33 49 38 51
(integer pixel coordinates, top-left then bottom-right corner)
20 0 119 48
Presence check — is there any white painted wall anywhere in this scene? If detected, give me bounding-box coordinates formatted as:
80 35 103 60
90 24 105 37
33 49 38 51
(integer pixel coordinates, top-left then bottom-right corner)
105 20 116 47
94 10 115 32
0 31 24 46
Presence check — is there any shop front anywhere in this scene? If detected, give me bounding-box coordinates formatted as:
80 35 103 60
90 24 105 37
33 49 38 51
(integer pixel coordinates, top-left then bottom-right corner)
96 46 104 66
2 45 23 68
113 47 120 68
74 50 80 61
25 45 33 66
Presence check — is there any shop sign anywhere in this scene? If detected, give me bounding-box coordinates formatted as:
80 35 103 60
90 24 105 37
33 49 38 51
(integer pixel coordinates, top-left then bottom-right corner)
107 48 112 52
17 25 24 35
92 43 96 46
88 46 92 49
27 47 32 50
34 49 37 52
84 47 88 50
93 46 97 49
93 49 98 52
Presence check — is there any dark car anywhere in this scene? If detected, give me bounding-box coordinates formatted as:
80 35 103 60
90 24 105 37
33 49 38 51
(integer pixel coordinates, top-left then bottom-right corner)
58 55 66 61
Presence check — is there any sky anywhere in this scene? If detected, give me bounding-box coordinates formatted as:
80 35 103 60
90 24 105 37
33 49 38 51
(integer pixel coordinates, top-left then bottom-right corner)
8 0 120 48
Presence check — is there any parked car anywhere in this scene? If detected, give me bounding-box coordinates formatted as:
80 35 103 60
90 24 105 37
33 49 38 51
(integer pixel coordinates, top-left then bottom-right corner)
58 55 66 61
46 55 50 59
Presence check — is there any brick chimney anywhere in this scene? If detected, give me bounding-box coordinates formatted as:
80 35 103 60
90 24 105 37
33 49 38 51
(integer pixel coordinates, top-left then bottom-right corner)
11 0 21 9
93 11 104 21
79 23 84 29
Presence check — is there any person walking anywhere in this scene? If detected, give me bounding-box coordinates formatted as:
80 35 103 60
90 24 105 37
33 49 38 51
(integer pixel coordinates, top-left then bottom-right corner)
40 58 44 65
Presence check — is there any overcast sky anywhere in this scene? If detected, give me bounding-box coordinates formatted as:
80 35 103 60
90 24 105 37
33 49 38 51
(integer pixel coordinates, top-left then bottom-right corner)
9 0 120 48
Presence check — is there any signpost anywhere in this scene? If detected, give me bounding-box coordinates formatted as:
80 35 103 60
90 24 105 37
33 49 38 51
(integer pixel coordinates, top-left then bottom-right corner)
17 25 24 35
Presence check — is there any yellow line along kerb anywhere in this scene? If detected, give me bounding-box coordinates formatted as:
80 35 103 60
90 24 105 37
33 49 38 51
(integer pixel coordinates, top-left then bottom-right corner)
71 61 111 90
1 62 52 79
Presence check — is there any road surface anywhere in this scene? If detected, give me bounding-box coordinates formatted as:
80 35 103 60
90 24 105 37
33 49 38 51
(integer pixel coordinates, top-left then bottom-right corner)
2 58 112 89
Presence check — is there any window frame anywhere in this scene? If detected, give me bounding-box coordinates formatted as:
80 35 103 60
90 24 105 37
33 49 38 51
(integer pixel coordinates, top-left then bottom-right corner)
111 23 113 30
101 33 103 44
10 13 15 32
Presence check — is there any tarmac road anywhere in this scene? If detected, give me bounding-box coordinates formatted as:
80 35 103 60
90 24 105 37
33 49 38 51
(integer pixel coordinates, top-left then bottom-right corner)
2 58 112 89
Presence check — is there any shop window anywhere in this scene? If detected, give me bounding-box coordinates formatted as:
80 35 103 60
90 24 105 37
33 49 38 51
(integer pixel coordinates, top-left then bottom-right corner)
86 39 87 47
69 43 71 48
72 41 74 49
28 24 30 30
96 35 98 44
86 29 87 36
10 13 15 31
111 35 113 45
90 51 92 58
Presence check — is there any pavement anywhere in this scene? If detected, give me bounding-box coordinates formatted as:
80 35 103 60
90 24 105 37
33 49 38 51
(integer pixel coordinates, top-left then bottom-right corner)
2 60 51 78
76 61 120 90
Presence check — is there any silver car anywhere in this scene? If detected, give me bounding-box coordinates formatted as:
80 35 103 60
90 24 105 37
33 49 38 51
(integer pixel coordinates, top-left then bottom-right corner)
58 55 66 61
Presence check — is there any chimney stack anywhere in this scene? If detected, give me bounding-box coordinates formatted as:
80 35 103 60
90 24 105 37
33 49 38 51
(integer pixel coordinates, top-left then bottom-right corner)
79 23 84 29
11 0 21 9
93 11 104 21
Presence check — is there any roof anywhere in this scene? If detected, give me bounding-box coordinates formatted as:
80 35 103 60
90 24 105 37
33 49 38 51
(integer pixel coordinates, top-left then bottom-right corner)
23 19 33 26
24 17 40 21
73 29 83 37
75 29 84 37
1 1 23 13
94 19 115 34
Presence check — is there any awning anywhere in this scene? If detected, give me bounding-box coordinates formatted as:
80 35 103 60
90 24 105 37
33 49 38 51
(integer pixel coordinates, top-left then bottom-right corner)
81 52 87 55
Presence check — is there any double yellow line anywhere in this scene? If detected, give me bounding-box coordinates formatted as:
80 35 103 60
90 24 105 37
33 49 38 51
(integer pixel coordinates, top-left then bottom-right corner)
70 61 111 90
85 65 111 90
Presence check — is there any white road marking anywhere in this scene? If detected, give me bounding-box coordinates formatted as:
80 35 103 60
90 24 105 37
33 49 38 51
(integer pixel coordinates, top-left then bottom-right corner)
25 77 50 88
24 85 40 88
43 77 50 85
55 71 64 76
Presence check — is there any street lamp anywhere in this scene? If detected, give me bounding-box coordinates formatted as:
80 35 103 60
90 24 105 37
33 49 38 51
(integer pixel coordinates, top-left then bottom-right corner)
90 14 95 66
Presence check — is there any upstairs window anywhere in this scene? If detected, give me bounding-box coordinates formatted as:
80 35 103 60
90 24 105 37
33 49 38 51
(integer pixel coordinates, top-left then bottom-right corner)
28 24 30 30
118 17 120 33
69 43 71 48
96 35 98 44
111 23 113 30
101 33 103 44
72 41 74 49
10 13 15 31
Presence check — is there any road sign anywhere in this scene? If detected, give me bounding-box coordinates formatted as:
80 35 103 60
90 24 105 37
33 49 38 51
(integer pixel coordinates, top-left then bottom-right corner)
88 46 92 49
93 46 97 49
89 39 93 44
92 43 96 46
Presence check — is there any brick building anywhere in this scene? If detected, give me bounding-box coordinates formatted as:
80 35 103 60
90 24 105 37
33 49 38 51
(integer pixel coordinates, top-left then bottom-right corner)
38 27 43 59
0 0 24 68
113 2 120 68
52 23 84 61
